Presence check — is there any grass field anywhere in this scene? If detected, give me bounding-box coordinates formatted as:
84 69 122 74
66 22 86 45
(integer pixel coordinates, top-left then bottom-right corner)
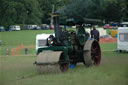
0 30 128 85
0 30 54 55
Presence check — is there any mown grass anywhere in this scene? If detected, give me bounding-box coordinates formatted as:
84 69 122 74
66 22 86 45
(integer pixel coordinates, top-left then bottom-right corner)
0 30 54 45
0 53 128 85
0 30 54 55
100 43 117 51
0 30 128 85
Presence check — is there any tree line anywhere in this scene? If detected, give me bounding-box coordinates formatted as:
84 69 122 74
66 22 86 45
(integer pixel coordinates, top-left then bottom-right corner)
0 0 128 27
61 0 128 24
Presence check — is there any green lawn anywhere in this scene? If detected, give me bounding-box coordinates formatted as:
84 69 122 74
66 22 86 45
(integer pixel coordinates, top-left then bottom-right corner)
0 30 54 55
0 30 128 85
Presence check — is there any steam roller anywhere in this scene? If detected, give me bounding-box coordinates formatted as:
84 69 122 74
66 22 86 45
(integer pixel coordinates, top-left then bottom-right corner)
34 13 101 73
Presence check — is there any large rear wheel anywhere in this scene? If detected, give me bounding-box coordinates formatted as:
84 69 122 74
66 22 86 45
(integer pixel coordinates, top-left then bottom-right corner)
83 40 101 66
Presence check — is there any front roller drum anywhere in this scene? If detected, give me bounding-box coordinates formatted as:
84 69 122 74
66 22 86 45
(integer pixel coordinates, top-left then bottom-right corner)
35 51 69 73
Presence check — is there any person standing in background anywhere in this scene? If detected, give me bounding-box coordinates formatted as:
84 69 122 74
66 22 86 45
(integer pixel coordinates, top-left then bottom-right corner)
6 48 9 56
90 26 100 42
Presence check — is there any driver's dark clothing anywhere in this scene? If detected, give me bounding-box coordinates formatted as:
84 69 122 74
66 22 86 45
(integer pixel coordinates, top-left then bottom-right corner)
90 29 100 42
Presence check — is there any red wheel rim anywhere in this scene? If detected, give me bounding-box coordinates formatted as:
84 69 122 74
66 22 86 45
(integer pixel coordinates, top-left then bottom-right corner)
91 41 101 65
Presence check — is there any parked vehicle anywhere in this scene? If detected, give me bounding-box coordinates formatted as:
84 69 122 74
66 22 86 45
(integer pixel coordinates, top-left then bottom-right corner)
120 22 128 27
25 25 38 30
41 24 47 30
34 26 41 30
117 27 128 52
0 26 5 32
5 28 11 31
9 25 21 31
103 24 110 29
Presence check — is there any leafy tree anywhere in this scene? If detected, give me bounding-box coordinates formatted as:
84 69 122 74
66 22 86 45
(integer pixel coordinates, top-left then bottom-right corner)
0 0 42 27
38 0 71 24
0 0 128 27
59 0 103 23
21 0 42 24
101 0 124 22
60 0 128 23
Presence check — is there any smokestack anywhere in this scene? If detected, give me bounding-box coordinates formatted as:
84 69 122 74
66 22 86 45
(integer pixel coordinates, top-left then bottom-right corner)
53 12 61 40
